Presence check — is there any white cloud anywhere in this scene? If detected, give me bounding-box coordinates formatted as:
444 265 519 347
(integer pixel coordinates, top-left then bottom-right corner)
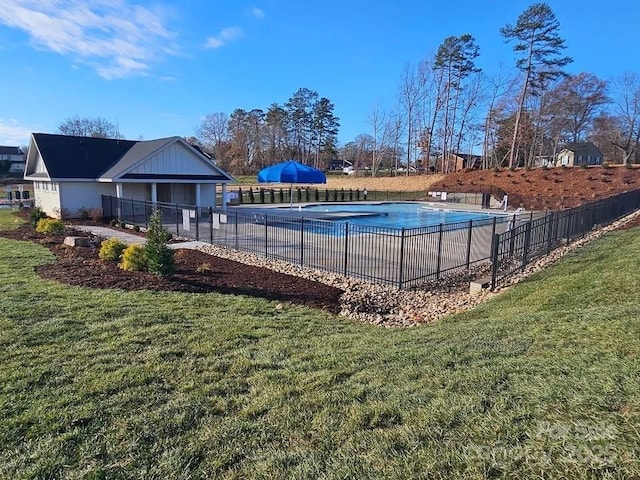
0 0 178 79
204 27 243 49
0 119 34 146
250 7 265 18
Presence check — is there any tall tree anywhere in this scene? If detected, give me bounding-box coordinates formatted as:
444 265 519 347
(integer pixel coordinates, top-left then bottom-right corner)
501 3 572 167
433 34 480 170
285 88 319 163
196 112 229 166
311 97 340 168
58 116 122 138
611 72 640 165
546 73 609 143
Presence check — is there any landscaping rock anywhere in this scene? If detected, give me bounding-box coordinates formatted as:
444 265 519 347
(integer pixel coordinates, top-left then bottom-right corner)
63 236 90 247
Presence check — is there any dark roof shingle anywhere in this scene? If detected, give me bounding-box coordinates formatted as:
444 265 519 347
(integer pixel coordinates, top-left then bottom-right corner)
32 133 136 179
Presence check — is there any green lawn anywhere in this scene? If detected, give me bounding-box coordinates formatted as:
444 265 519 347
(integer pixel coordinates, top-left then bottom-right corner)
1 209 639 479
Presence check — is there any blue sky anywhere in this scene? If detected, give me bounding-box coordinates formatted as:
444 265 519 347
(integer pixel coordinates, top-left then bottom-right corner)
0 0 637 147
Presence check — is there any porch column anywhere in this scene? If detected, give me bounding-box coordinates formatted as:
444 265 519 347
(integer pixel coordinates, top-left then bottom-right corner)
115 183 123 220
212 183 217 209
151 183 157 205
221 183 227 212
195 183 201 207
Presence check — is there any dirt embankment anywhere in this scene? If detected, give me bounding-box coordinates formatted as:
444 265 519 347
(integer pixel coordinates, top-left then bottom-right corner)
323 174 445 191
428 166 640 210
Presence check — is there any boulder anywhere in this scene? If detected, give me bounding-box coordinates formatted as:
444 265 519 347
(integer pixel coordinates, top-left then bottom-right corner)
64 236 90 247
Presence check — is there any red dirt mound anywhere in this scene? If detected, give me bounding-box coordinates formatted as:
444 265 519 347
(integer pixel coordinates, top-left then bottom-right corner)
428 166 640 210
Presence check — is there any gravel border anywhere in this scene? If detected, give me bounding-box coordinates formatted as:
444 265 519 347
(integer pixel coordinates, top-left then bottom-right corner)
196 209 640 327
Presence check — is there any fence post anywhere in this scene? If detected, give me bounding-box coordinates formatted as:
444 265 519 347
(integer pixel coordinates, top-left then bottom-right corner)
209 207 213 244
195 207 200 241
546 212 554 253
398 228 406 288
522 220 532 269
465 220 473 269
490 233 500 291
436 223 444 280
264 214 268 258
300 218 305 266
175 203 180 236
343 223 349 276
131 199 136 225
234 210 239 250
144 201 149 228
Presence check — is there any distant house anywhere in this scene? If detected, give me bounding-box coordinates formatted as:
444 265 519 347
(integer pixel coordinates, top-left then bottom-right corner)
327 159 352 171
24 133 235 218
556 142 604 166
0 145 26 174
436 153 482 172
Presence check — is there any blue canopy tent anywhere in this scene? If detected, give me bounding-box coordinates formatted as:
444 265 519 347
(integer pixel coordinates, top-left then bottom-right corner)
257 160 326 207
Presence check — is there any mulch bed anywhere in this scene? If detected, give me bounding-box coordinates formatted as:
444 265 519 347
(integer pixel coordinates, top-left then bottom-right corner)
0 221 343 313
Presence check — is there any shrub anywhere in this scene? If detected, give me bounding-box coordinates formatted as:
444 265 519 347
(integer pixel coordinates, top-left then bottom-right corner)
99 237 127 261
146 210 174 276
30 206 47 226
579 163 589 169
196 262 212 274
88 208 103 222
77 206 91 220
35 218 65 235
119 244 147 272
624 162 633 169
53 207 71 220
602 161 612 169
541 165 549 171
133 225 140 232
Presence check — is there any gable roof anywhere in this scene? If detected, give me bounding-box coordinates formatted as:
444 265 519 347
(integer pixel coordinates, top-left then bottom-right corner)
0 146 23 155
561 142 603 156
99 137 175 179
26 133 234 182
30 133 136 179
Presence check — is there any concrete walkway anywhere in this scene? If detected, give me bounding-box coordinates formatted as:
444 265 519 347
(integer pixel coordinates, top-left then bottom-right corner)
73 225 210 250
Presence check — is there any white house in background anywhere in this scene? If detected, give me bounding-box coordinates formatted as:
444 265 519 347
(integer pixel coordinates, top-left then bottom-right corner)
556 142 604 167
0 145 26 173
23 133 235 218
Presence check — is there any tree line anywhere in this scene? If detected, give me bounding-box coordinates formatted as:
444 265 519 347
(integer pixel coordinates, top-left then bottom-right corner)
347 2 640 173
193 88 339 174
57 3 640 175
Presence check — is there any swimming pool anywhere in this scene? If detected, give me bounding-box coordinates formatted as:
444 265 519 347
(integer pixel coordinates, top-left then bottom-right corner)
300 202 507 229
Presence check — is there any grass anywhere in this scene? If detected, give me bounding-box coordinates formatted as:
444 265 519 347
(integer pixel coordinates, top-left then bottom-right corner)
1 208 639 479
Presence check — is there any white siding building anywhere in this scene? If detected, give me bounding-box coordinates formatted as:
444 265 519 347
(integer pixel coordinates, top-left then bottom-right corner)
24 133 234 218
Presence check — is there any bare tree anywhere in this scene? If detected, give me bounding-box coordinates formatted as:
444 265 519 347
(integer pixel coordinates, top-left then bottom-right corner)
196 112 229 165
58 116 122 138
368 105 386 176
611 72 640 165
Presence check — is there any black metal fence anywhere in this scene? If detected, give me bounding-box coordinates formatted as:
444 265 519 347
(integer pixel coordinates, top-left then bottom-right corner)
490 190 640 289
102 195 514 288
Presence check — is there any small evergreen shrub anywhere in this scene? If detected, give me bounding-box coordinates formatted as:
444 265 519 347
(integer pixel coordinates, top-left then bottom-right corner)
35 218 64 235
119 244 147 272
30 206 47 226
146 210 174 276
602 161 612 169
99 237 127 261
133 225 141 232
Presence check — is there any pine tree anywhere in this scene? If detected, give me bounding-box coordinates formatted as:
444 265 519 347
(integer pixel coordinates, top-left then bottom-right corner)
501 3 572 168
146 210 174 276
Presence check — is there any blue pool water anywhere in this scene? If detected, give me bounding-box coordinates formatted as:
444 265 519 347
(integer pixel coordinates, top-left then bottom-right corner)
301 202 506 229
